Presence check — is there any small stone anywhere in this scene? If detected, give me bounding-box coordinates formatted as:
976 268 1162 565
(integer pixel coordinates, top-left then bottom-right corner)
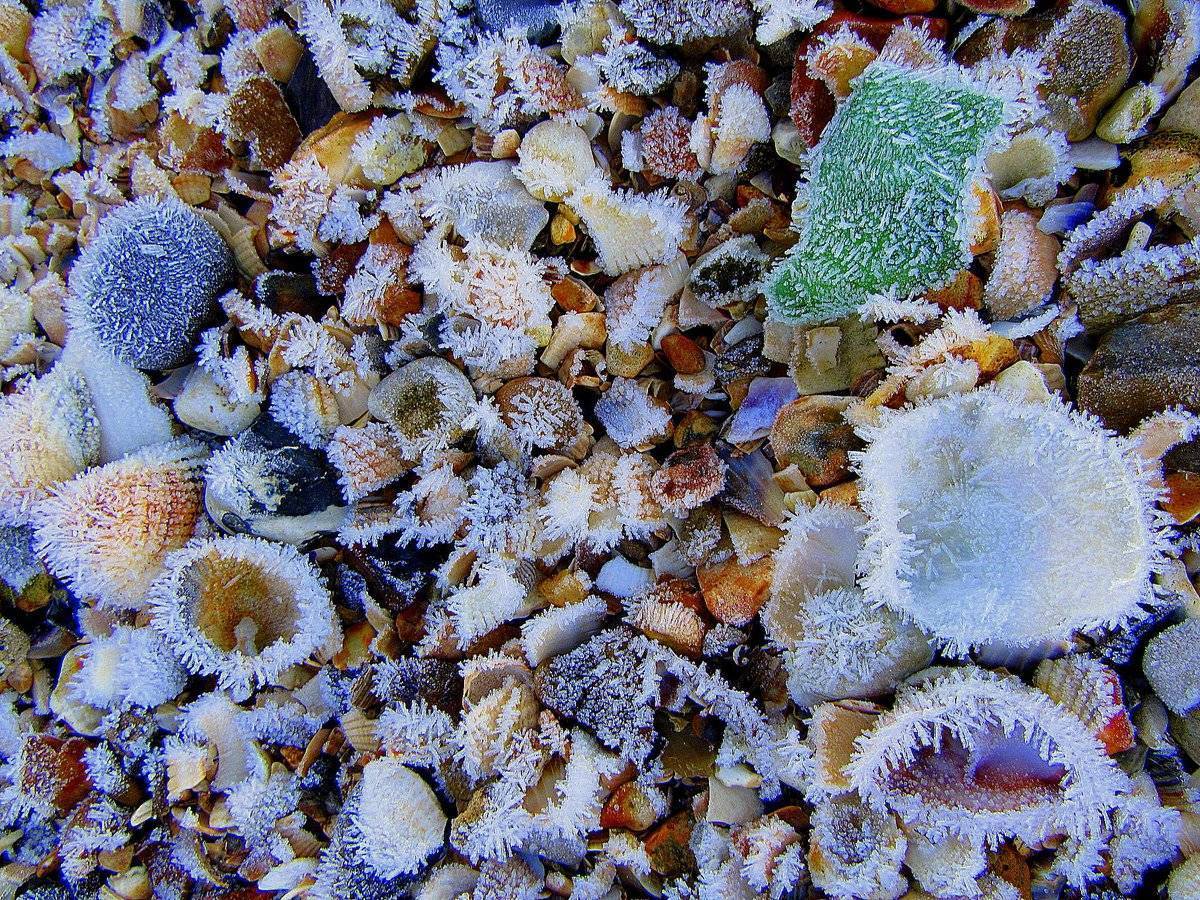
661 333 705 375
1144 619 1200 715
770 395 861 488
600 781 662 831
697 554 774 626
1077 302 1200 433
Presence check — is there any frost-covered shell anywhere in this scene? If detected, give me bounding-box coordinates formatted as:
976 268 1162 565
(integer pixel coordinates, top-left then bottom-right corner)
149 535 341 699
367 356 477 456
567 174 689 276
513 119 598 202
34 439 206 609
67 197 234 370
1034 654 1134 754
0 368 100 524
204 415 348 545
494 377 587 455
855 389 1168 657
847 667 1132 866
327 422 412 503
345 757 447 878
808 792 907 900
173 365 263 437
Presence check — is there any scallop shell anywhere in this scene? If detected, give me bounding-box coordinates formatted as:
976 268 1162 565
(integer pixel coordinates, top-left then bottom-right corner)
1034 655 1134 754
34 439 206 608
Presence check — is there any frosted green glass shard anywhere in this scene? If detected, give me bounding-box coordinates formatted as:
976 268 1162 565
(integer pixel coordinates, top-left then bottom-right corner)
764 63 1006 325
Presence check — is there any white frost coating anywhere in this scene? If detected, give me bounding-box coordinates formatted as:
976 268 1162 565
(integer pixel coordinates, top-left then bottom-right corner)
346 757 446 878
447 559 534 649
846 666 1133 886
854 388 1169 656
752 0 831 44
58 334 175 464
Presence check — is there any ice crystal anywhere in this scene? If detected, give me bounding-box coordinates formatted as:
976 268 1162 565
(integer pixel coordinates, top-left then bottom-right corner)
0 131 79 173
60 796 131 881
753 0 831 44
67 197 233 369
605 257 688 351
350 114 428 186
567 174 689 275
318 187 380 244
521 594 608 665
807 793 907 900
446 559 534 649
410 236 557 375
296 0 373 112
34 438 206 608
268 370 340 449
513 120 598 202
592 36 679 96
617 0 753 44
437 30 584 133
848 667 1132 876
327 422 410 502
270 155 334 252
594 377 671 449
226 770 300 855
73 624 188 710
855 388 1168 656
460 462 539 559
764 62 1006 324
413 161 549 250
539 467 599 548
766 586 931 708
378 699 456 770
149 536 341 700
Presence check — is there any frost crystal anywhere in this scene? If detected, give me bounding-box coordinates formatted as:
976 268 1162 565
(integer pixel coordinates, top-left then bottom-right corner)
567 174 689 275
446 559 534 649
855 388 1168 656
617 0 753 44
752 0 831 44
764 62 1005 324
345 757 447 878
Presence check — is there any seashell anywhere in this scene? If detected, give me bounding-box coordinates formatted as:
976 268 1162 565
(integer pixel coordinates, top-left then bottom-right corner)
268 370 340 449
566 174 689 276
628 580 707 657
367 356 476 456
984 207 1061 321
34 439 206 608
790 316 885 396
339 707 379 755
173 366 262 437
624 106 702 182
650 443 726 516
149 535 341 699
513 120 598 203
1170 853 1200 897
707 771 764 826
521 594 609 666
847 667 1133 855
326 422 412 503
1145 619 1200 716
225 76 303 172
808 792 907 900
855 389 1167 658
495 377 588 456
717 448 786 527
689 236 767 309
14 733 91 815
0 367 100 524
346 757 446 877
254 25 304 82
67 196 234 370
49 644 105 737
204 414 347 545
1033 655 1134 754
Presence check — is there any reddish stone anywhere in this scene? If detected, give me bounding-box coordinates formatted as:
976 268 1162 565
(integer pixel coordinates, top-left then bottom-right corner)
789 14 949 146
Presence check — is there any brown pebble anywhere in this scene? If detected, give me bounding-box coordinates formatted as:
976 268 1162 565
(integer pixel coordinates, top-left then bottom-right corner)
662 333 706 374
